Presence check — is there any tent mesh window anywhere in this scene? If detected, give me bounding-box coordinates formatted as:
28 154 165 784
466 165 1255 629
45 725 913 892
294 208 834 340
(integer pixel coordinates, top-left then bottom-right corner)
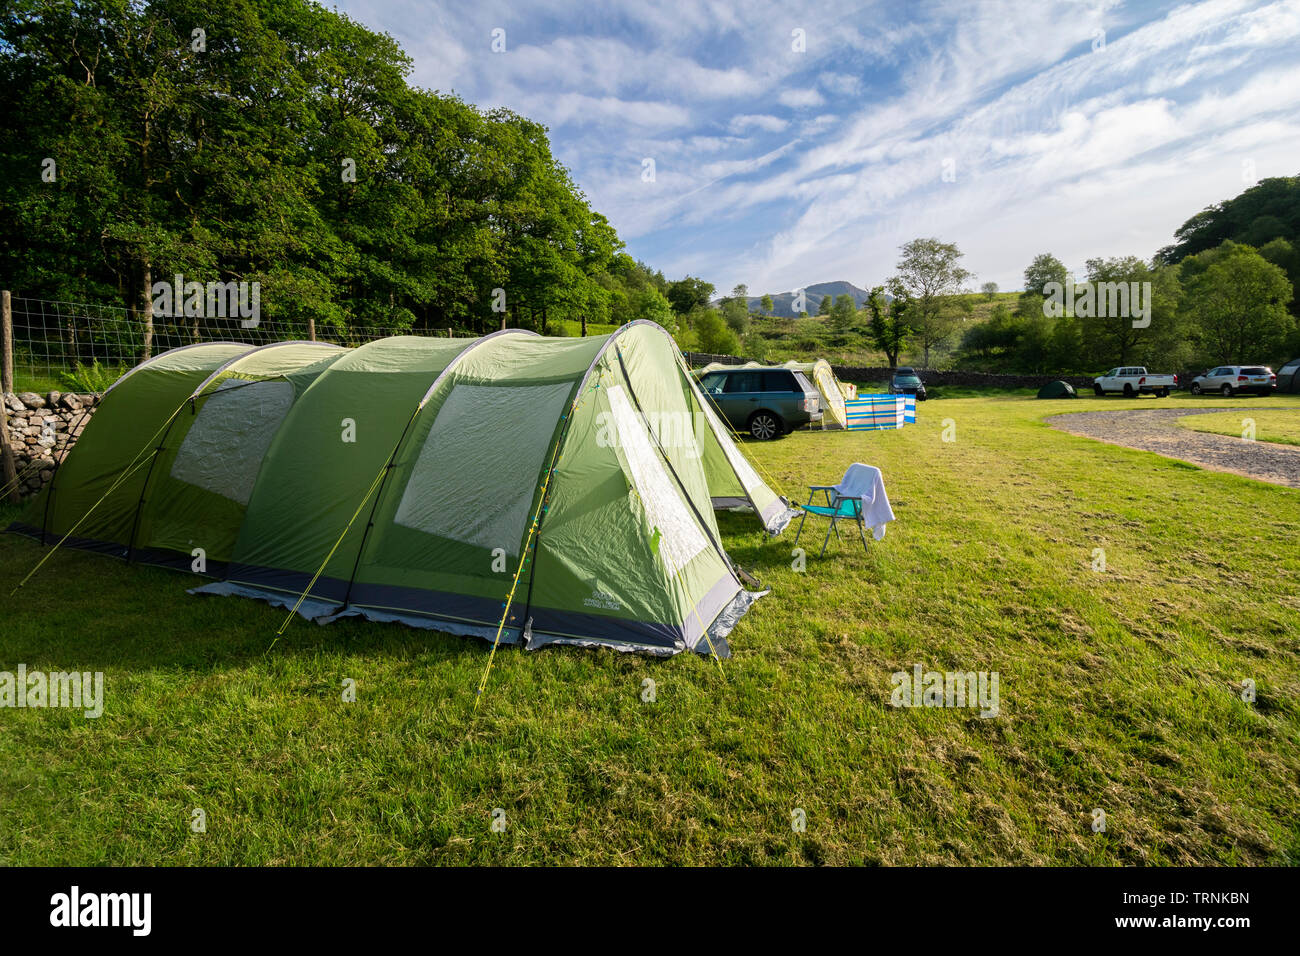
169 379 295 506
392 382 573 556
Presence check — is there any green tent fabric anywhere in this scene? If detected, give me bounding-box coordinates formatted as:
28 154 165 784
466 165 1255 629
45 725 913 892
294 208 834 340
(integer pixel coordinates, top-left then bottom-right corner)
8 340 347 574
1036 380 1077 399
197 322 786 656
783 359 850 428
9 322 793 657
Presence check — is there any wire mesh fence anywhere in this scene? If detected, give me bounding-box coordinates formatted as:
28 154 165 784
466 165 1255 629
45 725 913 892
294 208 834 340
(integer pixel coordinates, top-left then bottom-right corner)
1 293 480 392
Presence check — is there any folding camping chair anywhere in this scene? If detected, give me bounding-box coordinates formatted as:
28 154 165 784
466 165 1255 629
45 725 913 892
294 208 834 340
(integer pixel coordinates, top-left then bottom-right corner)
792 462 881 557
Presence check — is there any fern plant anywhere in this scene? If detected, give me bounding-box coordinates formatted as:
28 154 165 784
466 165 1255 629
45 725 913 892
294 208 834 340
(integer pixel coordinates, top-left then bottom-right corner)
60 359 127 393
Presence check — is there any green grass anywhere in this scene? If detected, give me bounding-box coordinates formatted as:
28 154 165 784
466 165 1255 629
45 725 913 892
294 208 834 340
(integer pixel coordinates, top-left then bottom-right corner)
2 391 1298 865
11 371 66 394
1177 407 1300 446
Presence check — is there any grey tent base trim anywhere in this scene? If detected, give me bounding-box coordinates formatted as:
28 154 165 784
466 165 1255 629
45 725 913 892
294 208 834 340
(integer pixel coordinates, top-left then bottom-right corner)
189 580 340 622
189 577 765 659
762 502 801 536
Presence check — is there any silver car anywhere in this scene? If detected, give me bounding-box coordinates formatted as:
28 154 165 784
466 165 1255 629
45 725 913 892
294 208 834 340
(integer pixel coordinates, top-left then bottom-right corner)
1190 365 1276 397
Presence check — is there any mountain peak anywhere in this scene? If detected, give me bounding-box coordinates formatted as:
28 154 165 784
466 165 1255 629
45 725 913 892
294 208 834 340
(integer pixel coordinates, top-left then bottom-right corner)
714 280 874 317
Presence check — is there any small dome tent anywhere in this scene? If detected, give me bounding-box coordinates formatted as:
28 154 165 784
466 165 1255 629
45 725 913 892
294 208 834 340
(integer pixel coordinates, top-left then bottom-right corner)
1036 380 1077 399
10 323 794 658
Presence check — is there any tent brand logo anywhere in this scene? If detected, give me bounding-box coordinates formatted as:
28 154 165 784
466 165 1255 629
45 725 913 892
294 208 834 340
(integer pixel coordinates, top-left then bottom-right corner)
0 665 103 718
1042 278 1151 328
49 886 151 936
584 586 621 611
890 664 999 718
596 410 703 460
151 273 261 327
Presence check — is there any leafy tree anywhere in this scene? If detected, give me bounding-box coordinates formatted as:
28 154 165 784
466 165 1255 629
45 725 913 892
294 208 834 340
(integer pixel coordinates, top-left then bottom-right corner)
1023 253 1069 297
1180 243 1293 364
720 286 749 335
666 275 714 315
1159 176 1300 264
892 237 972 366
981 281 998 300
829 293 856 334
742 331 769 361
0 0 626 349
759 293 774 315
694 308 739 354
865 285 909 367
817 294 832 316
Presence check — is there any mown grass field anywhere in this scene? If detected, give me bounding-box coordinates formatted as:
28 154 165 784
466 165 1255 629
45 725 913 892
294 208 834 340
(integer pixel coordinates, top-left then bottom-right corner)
1178 406 1300 446
1 390 1298 865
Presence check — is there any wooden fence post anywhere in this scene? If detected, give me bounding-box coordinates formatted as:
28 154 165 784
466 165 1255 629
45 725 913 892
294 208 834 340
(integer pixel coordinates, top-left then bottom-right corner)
2 290 12 395
307 316 316 342
0 291 17 498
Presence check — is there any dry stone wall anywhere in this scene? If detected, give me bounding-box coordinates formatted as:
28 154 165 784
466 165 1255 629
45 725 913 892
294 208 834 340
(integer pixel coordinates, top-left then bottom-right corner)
3 391 99 498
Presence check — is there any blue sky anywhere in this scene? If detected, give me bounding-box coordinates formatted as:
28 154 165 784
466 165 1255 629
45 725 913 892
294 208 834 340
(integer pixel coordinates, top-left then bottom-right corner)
336 0 1300 295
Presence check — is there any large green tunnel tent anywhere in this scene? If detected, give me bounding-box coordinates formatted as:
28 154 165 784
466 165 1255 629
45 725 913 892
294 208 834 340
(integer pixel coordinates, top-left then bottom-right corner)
8 322 796 657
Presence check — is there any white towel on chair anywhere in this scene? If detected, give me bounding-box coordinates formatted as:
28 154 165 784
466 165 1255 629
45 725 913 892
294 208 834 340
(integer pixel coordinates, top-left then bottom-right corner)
837 463 895 540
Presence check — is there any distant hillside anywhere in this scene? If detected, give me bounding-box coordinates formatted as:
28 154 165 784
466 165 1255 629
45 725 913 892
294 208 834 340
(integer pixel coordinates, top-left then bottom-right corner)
714 280 876 317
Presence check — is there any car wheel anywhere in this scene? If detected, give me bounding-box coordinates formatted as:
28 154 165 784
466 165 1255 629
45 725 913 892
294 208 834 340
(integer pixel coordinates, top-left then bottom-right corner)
1190 383 1201 395
1122 384 1136 397
748 411 782 440
1093 384 1104 396
1221 384 1234 397
1157 389 1168 398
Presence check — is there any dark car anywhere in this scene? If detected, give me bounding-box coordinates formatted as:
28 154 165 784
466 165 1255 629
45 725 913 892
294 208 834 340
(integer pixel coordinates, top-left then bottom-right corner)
889 367 927 400
697 366 820 439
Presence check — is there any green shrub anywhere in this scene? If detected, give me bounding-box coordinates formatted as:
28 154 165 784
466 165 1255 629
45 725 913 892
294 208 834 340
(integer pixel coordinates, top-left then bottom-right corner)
60 359 127 393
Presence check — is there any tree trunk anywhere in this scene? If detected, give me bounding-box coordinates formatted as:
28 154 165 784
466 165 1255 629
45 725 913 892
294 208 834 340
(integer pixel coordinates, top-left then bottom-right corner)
580 314 587 337
139 257 154 361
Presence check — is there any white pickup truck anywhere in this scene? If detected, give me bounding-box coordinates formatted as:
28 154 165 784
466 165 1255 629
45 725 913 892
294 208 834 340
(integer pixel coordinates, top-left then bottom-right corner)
1092 366 1178 398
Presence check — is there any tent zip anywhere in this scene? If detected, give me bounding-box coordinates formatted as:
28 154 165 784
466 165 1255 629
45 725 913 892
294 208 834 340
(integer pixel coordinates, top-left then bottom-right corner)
612 343 746 591
515 378 584 637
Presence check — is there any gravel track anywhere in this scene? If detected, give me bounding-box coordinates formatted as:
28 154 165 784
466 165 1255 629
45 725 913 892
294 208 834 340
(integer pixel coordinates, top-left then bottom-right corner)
1045 406 1300 489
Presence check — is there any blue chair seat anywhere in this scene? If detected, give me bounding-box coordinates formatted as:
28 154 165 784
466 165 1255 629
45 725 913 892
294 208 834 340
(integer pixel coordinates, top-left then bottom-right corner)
801 501 861 518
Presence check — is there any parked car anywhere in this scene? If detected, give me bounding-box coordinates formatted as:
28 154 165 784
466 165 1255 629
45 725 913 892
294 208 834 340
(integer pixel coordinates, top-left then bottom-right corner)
697 366 821 439
1092 366 1177 397
889 368 928 400
1189 365 1276 397
1272 358 1299 393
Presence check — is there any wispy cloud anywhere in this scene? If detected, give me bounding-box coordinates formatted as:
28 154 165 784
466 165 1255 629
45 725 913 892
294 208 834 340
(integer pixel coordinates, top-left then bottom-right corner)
337 0 1300 292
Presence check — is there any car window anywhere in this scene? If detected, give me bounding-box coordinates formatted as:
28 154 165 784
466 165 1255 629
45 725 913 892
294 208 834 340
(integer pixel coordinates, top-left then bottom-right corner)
724 371 760 393
762 370 796 391
699 372 726 394
1242 367 1268 375
1107 369 1118 377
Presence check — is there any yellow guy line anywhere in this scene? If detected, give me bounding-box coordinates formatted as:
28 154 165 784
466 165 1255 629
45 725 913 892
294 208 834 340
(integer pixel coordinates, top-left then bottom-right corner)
474 387 581 709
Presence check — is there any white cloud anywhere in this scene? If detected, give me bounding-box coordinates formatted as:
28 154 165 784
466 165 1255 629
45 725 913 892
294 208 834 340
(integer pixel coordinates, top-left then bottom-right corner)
333 0 1300 296
777 87 826 108
728 114 790 133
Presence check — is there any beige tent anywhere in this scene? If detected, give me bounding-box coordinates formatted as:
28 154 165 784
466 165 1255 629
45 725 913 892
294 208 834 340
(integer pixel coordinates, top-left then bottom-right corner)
783 359 851 429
